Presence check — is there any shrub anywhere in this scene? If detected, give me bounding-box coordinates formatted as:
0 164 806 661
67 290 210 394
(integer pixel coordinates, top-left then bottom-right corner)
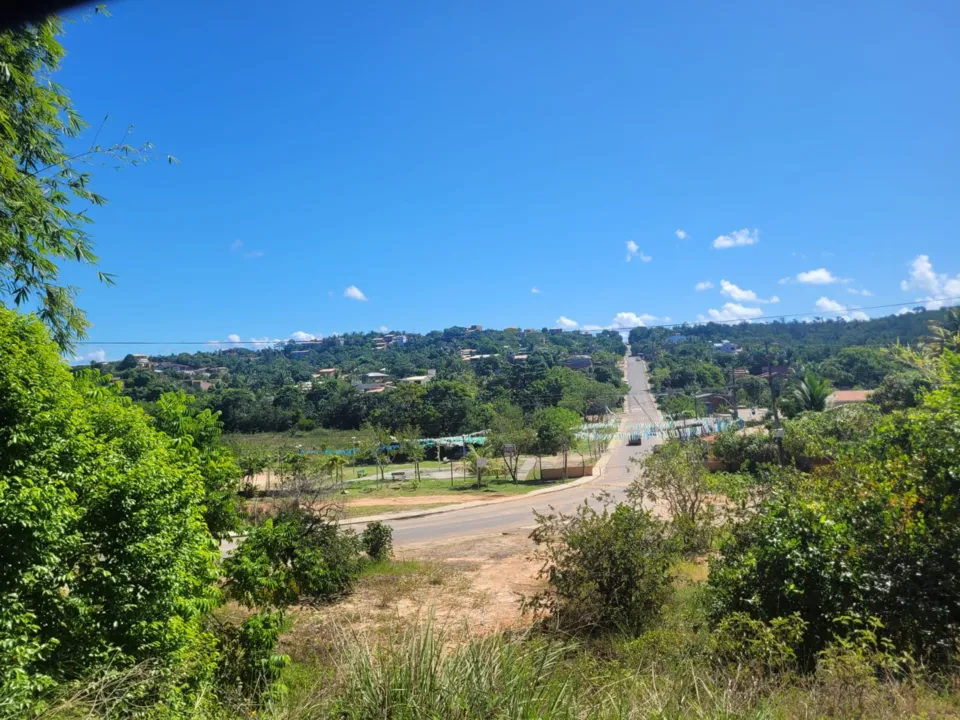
714 612 807 674
361 521 394 561
709 428 775 472
0 309 220 711
224 513 362 608
215 610 290 705
710 352 960 665
529 501 677 635
629 439 718 553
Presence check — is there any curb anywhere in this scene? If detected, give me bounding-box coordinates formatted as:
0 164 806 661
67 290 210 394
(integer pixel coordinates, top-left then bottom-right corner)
341 423 627 527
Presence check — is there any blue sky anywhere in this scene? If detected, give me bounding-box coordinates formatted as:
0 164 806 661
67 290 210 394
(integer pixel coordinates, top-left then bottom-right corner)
55 0 960 361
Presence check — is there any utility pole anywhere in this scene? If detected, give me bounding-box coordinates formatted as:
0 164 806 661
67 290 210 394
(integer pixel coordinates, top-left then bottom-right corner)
764 341 786 467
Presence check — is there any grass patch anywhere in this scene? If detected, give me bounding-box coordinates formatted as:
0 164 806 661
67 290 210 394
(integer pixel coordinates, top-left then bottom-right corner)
345 473 575 499
339 503 454 519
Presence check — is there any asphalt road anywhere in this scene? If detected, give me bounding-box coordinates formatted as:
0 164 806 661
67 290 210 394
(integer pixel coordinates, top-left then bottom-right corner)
389 355 664 545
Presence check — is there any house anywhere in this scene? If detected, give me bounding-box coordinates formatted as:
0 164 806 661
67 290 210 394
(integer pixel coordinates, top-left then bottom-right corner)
187 379 213 392
465 325 482 333
155 362 192 373
826 390 872 408
510 354 528 363
549 328 564 335
712 340 742 353
464 353 496 362
562 355 593 371
365 371 389 381
374 339 388 350
312 368 337 379
667 334 687 344
733 368 750 377
353 383 387 394
400 370 436 385
459 348 477 360
132 354 153 369
298 380 314 392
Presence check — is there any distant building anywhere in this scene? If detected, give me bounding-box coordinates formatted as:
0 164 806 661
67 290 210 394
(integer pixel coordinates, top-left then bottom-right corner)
353 383 387 394
667 334 687 344
365 371 389 380
712 340 742 353
562 355 593 371
465 325 483 333
400 370 436 386
312 368 337 378
510 354 528 363
549 328 564 335
459 348 477 360
155 362 192 373
826 390 872 408
132 354 153 369
187 379 213 392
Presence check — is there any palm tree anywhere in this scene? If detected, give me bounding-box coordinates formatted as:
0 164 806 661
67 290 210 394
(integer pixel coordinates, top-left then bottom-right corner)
792 370 833 412
925 307 960 354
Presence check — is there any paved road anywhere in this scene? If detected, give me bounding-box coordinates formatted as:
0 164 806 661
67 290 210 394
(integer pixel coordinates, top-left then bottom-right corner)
389 355 663 545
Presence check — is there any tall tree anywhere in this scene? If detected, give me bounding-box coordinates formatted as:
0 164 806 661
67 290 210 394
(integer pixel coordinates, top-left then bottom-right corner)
0 16 175 351
792 370 833 413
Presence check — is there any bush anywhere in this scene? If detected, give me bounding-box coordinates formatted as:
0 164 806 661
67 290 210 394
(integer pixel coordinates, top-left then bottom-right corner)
710 428 776 472
224 513 362 608
0 309 220 712
529 501 677 635
714 612 806 674
361 521 394 561
215 610 290 705
710 353 960 665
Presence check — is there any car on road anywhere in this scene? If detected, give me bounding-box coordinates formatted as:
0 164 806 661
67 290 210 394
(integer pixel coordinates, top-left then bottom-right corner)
627 434 642 446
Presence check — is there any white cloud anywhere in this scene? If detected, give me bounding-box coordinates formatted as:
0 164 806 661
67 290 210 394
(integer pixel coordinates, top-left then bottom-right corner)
249 336 281 346
243 250 264 259
377 325 389 333
815 297 847 314
531 286 541 294
74 348 107 363
230 239 244 252
900 255 960 310
695 280 713 292
227 333 241 343
720 280 779 303
625 242 651 263
290 331 319 342
555 316 578 329
608 312 658 329
795 268 842 285
675 229 688 240
582 324 603 331
847 288 873 296
712 228 759 249
896 307 912 316
849 310 869 321
699 303 764 322
344 285 368 301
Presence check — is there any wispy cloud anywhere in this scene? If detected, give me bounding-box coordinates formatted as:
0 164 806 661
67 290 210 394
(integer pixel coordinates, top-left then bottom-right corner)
694 280 714 292
344 285 368 301
555 316 578 329
625 241 652 263
698 303 764 323
227 333 241 343
675 229 688 240
712 228 759 250
243 250 265 259
847 287 873 296
720 280 779 303
531 286 541 294
230 239 244 252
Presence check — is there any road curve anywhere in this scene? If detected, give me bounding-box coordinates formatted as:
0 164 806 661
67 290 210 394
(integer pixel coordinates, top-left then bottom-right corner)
389 355 663 545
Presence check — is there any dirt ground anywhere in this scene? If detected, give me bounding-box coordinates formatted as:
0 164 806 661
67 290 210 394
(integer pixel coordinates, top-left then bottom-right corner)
344 493 503 507
284 532 544 660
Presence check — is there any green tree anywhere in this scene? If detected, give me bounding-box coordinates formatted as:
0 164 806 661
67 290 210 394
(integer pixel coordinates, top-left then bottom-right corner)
0 308 219 711
487 402 535 482
0 17 175 351
790 370 833 413
398 426 426 482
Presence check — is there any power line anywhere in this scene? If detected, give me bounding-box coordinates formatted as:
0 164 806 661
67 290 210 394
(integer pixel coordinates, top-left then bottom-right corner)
74 297 958 346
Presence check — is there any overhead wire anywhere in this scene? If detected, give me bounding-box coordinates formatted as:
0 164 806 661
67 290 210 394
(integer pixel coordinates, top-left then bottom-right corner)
72 296 959 346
